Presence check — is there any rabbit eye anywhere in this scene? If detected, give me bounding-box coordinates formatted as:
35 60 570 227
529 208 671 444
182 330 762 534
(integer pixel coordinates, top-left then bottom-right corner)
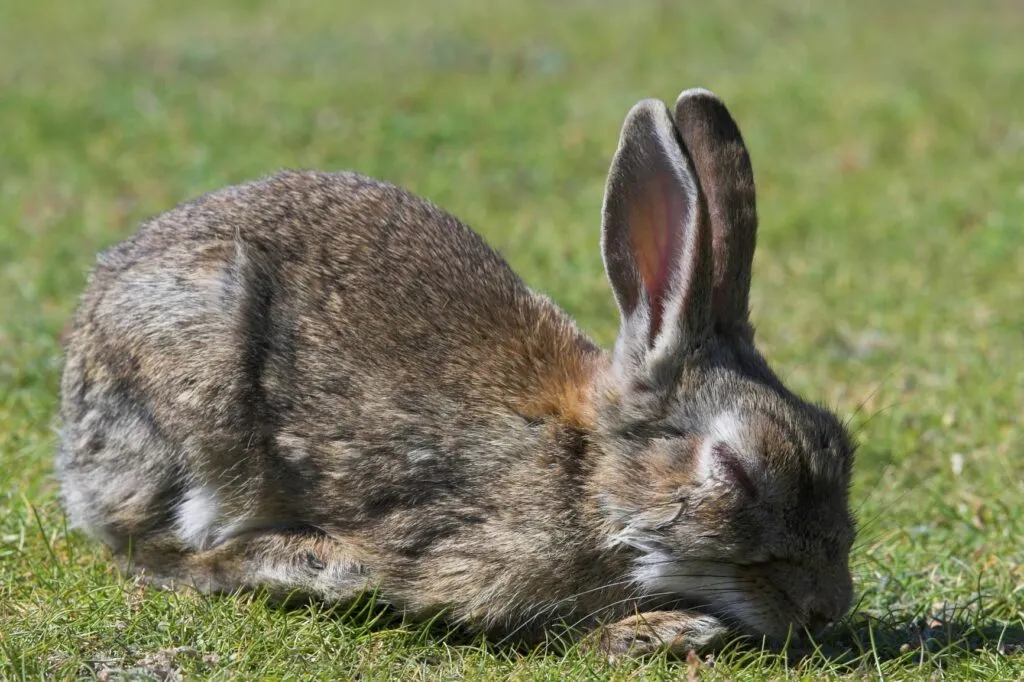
712 442 759 499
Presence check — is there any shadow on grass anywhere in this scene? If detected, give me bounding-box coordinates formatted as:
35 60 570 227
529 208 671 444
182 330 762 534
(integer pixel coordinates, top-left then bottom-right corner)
791 610 1024 668
273 590 1024 669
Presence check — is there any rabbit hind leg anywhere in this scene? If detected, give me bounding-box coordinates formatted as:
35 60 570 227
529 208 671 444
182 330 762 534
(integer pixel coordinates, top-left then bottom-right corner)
125 528 375 605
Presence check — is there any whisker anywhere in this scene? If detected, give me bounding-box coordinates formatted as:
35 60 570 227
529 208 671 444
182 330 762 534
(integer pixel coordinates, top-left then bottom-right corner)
844 364 903 429
647 577 745 589
493 576 642 647
849 399 902 444
565 588 673 632
634 556 741 569
852 484 913 549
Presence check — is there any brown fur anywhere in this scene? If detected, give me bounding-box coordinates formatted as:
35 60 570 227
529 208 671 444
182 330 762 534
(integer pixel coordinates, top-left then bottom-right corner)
57 89 855 657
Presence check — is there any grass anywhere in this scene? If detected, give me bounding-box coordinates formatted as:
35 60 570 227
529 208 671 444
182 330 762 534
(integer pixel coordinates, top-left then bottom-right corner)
2 0 1022 678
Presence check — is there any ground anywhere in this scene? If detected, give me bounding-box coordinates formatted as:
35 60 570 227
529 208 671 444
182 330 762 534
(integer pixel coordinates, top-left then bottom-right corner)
1 0 1022 679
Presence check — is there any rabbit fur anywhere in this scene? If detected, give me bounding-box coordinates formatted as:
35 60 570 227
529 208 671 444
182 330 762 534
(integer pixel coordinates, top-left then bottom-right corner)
58 88 855 657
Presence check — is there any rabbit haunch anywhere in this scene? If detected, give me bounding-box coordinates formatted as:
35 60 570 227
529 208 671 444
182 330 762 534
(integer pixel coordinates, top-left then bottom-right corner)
57 88 855 656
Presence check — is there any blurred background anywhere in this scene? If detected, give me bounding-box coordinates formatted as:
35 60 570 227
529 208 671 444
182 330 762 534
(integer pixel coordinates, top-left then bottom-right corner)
1 0 1022 677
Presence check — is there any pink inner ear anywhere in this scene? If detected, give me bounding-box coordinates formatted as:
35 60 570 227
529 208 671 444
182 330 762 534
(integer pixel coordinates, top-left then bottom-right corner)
629 171 685 345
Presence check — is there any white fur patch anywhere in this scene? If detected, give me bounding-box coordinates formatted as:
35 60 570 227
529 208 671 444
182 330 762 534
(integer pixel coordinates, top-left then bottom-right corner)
407 448 434 463
695 411 748 482
175 485 220 549
709 411 745 448
632 553 747 625
631 548 682 588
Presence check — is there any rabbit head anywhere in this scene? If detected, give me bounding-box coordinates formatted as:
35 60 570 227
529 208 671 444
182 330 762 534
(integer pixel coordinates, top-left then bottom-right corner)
590 90 855 640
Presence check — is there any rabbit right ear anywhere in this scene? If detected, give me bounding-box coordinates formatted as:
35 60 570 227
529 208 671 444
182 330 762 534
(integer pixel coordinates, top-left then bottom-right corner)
673 88 757 339
601 99 713 391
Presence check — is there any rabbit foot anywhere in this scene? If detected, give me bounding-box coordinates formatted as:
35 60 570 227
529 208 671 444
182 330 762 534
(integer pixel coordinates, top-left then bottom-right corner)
587 610 728 661
127 529 373 603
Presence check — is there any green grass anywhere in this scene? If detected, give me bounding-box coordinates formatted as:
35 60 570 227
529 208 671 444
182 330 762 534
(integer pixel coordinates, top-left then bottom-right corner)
2 0 1023 678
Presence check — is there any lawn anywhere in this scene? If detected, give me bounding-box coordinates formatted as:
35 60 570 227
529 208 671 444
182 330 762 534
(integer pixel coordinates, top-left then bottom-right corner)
2 0 1022 679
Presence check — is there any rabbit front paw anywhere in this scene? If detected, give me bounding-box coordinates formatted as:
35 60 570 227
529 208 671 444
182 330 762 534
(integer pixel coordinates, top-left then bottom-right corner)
587 610 728 661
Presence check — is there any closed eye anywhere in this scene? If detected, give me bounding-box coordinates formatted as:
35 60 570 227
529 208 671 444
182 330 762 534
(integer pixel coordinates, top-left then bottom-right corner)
713 442 759 499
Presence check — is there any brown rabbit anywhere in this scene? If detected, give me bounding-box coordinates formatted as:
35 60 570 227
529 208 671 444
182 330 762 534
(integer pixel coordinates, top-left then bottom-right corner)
57 88 855 657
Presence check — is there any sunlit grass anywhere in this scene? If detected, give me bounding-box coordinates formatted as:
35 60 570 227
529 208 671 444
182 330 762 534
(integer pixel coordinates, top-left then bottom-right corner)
2 0 1022 678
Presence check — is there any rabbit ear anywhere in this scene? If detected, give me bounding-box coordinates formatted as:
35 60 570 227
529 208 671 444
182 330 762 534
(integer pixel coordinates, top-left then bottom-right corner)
601 99 713 390
673 89 757 339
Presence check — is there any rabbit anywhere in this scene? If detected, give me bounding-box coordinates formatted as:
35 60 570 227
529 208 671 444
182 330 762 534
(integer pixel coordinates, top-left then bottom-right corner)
57 87 856 657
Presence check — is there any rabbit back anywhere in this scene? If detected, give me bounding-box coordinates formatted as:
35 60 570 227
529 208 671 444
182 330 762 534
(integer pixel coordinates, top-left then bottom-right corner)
58 171 606 589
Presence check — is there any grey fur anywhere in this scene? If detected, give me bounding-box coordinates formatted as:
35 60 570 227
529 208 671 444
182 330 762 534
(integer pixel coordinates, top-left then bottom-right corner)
674 88 758 339
58 88 855 657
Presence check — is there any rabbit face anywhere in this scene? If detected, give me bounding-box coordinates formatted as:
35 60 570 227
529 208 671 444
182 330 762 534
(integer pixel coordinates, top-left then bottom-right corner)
595 377 855 639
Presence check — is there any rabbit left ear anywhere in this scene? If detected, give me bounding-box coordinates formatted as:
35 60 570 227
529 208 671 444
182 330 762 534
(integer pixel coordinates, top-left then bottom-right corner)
601 99 713 392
